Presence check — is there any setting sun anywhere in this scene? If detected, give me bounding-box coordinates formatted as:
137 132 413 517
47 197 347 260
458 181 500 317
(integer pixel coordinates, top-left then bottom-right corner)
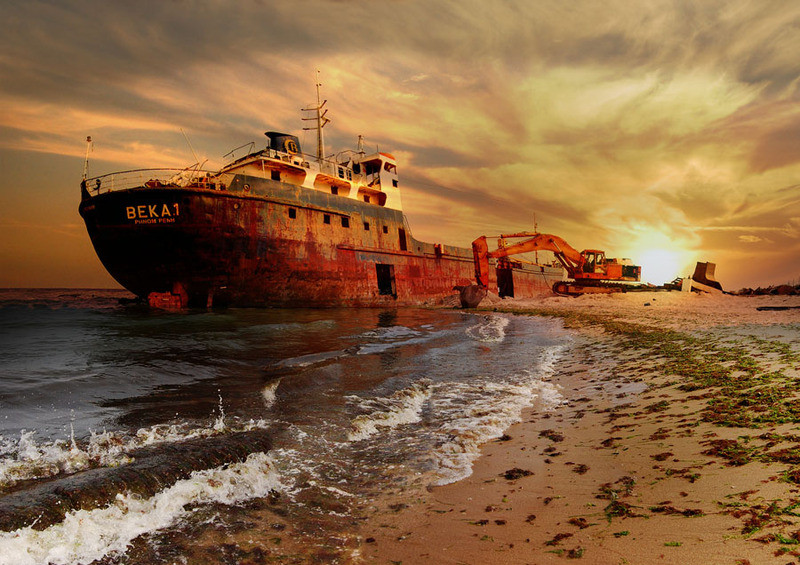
635 249 685 285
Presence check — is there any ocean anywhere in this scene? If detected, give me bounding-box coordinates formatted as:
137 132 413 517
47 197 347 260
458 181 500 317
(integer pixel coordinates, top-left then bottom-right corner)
0 289 572 564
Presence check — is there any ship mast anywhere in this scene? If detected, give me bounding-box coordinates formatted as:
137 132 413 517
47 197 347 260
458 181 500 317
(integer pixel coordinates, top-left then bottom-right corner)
82 136 93 181
302 70 330 163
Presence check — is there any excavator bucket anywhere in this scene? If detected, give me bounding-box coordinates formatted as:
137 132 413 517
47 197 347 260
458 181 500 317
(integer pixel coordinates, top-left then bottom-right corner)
455 284 487 308
690 262 723 294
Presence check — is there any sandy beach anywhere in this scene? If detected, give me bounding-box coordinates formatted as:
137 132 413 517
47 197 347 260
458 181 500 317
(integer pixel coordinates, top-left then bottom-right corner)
361 291 800 565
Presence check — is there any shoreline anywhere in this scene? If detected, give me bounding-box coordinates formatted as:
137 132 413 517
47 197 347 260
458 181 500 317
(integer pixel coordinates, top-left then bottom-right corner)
361 292 800 564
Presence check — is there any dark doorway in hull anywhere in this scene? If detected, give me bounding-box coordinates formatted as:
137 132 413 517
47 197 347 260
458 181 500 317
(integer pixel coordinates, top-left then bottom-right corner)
497 265 514 298
376 264 397 298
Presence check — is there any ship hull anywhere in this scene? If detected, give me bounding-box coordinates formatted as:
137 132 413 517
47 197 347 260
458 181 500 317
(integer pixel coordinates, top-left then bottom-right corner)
79 175 562 308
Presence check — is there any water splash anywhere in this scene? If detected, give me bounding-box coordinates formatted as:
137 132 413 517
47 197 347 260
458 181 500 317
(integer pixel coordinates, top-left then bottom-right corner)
262 379 282 408
213 390 226 432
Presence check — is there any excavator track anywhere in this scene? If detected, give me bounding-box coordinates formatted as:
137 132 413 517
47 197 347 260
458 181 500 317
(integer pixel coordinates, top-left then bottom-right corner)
552 280 648 297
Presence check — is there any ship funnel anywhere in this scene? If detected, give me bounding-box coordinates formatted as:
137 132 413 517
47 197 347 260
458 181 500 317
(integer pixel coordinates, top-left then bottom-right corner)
265 132 302 155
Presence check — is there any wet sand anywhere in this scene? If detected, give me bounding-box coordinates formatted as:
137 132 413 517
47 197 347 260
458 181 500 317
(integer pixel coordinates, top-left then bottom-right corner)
361 292 800 564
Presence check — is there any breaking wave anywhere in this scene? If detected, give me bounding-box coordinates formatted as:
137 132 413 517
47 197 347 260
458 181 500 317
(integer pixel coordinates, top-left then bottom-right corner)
0 452 282 565
347 379 433 441
0 415 269 491
429 345 566 485
343 342 568 486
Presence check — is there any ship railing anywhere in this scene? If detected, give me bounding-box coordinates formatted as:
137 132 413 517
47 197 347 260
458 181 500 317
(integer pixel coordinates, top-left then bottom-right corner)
83 168 223 196
222 142 257 165
222 143 317 169
219 142 369 181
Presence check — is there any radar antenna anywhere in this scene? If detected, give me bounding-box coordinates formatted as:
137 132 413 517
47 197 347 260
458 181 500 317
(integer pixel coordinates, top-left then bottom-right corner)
302 70 330 163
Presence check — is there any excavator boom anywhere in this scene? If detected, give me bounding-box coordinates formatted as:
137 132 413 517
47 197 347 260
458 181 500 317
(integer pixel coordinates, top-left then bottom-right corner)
473 233 586 287
472 232 641 297
490 233 584 271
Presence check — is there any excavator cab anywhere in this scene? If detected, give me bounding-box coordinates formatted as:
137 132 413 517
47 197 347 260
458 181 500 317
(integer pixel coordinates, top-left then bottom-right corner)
580 250 604 274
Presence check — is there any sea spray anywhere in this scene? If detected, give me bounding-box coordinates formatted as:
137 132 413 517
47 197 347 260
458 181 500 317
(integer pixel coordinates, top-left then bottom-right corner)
213 390 226 431
262 378 282 408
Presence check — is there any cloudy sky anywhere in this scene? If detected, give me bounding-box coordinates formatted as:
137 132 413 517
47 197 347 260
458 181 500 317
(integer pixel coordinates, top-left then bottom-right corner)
1 0 799 289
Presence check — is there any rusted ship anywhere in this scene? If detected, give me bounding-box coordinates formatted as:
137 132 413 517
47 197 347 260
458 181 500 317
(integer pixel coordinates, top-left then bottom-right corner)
79 89 563 308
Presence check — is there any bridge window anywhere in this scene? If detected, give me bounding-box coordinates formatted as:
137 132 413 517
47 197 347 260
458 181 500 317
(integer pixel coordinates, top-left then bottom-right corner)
323 214 331 224
288 208 296 219
363 221 370 230
341 217 350 228
271 170 281 181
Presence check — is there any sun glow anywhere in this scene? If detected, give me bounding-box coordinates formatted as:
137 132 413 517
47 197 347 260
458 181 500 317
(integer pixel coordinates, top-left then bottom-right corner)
635 249 684 285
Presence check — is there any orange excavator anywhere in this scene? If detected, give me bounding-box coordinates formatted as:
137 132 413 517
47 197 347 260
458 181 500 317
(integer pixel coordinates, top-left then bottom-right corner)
472 232 642 297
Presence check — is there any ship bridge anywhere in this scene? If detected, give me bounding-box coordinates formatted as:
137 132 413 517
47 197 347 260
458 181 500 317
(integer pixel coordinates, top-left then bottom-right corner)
219 132 403 211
